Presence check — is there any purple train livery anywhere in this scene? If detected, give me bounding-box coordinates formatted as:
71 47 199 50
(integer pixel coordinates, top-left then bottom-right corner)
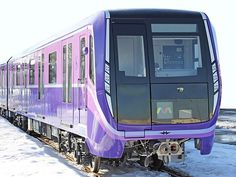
0 9 221 172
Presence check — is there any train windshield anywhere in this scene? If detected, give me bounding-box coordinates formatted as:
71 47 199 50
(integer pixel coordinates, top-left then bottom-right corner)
151 24 203 78
112 20 213 127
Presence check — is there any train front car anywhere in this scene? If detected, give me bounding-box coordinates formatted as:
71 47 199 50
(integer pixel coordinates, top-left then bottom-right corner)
89 9 221 169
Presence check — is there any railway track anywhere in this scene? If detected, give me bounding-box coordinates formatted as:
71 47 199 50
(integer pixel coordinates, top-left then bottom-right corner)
30 132 102 177
30 132 192 177
160 166 193 177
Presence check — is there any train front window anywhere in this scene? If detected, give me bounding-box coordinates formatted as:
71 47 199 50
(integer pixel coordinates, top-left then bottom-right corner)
153 36 202 77
152 24 202 78
117 35 146 77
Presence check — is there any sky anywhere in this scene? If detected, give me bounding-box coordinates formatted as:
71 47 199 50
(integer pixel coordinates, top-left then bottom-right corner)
0 0 235 108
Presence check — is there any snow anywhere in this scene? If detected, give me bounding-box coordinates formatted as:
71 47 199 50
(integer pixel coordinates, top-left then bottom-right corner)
217 120 236 130
170 141 236 177
217 114 236 130
0 117 87 177
1 116 236 177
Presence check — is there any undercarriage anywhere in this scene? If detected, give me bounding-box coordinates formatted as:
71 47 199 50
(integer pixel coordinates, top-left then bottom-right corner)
124 139 188 169
2 110 190 173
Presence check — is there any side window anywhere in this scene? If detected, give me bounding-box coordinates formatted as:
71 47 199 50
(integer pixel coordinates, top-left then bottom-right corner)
68 43 72 102
42 54 44 92
1 69 4 87
89 35 95 84
29 59 35 85
0 69 2 95
38 54 44 99
0 68 4 95
63 43 72 103
0 69 1 90
49 52 57 84
80 37 85 84
23 63 27 88
1 69 4 94
63 45 67 102
11 65 15 94
16 64 21 86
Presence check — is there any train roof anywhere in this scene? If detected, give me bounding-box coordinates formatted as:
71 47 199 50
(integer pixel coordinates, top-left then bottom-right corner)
108 9 202 19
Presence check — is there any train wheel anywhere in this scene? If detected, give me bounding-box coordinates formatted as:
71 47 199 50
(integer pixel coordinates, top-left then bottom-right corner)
90 156 101 173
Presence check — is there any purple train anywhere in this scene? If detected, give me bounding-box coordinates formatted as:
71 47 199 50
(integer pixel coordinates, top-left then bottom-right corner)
0 9 221 172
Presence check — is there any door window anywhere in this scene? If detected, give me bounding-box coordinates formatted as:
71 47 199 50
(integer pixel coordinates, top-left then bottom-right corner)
38 54 44 99
16 64 21 86
23 63 27 88
49 52 57 84
80 37 86 84
29 59 35 85
89 35 95 83
117 35 146 77
63 43 72 103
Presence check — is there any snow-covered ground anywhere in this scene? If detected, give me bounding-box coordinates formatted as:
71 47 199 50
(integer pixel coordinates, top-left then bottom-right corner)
0 117 87 177
1 116 236 177
217 120 236 130
170 141 236 177
217 113 236 130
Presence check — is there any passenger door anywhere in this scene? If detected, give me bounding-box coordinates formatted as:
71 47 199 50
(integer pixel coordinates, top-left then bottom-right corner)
61 38 74 126
22 59 29 114
113 23 152 135
37 53 45 117
77 34 88 124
